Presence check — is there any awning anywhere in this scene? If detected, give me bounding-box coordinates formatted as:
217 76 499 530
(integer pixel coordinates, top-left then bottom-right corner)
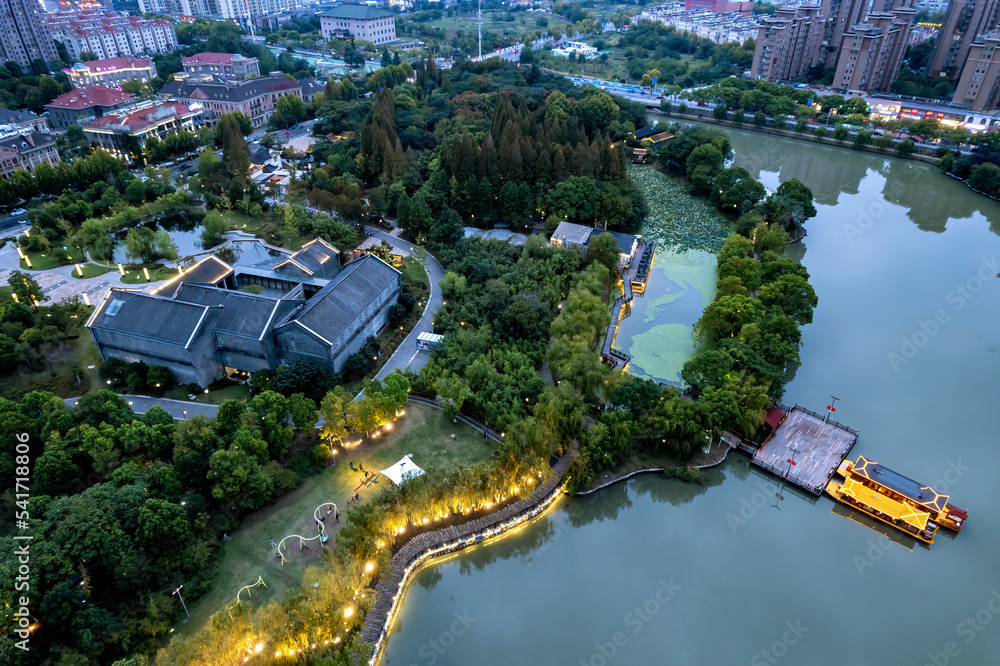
381 454 425 485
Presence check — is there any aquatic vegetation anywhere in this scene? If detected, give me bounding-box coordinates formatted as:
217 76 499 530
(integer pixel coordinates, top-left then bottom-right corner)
629 163 730 253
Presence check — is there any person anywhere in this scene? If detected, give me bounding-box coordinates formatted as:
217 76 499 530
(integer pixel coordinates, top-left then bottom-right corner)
269 538 276 548
359 463 365 473
223 533 230 542
350 461 355 471
354 493 359 502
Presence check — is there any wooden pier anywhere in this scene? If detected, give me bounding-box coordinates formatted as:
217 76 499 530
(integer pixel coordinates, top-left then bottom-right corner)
601 240 655 370
728 405 859 496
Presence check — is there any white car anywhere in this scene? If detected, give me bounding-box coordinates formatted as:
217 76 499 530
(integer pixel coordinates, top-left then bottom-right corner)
11 208 27 216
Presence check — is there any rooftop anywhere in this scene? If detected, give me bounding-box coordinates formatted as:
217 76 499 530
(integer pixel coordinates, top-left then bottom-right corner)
0 107 41 125
83 102 201 132
852 456 949 513
158 75 302 103
551 221 595 246
182 53 255 66
279 254 399 344
318 4 394 19
46 86 135 110
88 289 210 347
274 238 340 277
71 56 151 73
172 283 285 338
154 255 233 298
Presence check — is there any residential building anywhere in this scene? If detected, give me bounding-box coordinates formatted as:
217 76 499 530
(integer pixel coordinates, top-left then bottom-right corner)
44 86 136 129
137 0 304 25
181 53 260 81
105 0 142 13
46 9 178 60
87 249 401 385
0 0 59 69
318 4 396 44
638 5 761 44
818 0 870 67
750 5 824 82
684 0 754 14
157 74 308 129
833 2 916 92
82 100 204 159
66 56 157 88
953 30 1000 111
0 127 59 177
928 0 1000 79
0 107 50 134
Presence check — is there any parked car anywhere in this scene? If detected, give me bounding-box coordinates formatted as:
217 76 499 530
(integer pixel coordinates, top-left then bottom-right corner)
10 208 26 216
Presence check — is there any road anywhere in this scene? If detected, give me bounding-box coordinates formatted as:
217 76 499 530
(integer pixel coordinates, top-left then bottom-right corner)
62 394 220 419
0 214 29 239
366 227 445 382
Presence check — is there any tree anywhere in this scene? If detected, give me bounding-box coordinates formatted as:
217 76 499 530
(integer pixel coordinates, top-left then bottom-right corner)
897 138 916 157
585 232 620 274
713 167 766 214
137 499 191 557
288 392 318 432
686 143 723 195
200 210 229 248
833 124 849 142
640 68 661 89
319 385 352 443
723 372 771 437
435 371 470 418
207 447 273 509
274 94 307 128
759 273 818 325
8 270 46 308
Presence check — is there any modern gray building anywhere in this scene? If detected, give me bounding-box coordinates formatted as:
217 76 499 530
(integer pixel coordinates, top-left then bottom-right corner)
87 243 401 386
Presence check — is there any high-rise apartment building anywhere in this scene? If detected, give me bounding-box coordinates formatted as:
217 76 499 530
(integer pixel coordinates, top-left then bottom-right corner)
45 9 177 60
684 0 755 14
952 30 1000 110
750 5 823 82
928 0 1000 80
833 3 917 92
818 0 871 67
136 0 302 24
0 0 59 69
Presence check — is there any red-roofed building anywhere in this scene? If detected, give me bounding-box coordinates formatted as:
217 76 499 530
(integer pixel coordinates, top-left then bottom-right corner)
181 53 260 81
82 101 204 161
66 57 157 89
44 86 137 129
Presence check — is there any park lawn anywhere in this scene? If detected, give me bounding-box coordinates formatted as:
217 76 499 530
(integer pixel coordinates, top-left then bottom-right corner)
68 263 117 279
226 210 308 250
119 264 177 284
19 245 85 271
175 401 496 639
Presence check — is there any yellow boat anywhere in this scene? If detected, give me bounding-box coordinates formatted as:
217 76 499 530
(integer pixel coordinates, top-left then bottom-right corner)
827 476 937 544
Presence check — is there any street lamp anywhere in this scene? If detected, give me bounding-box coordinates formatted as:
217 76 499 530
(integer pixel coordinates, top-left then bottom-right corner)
172 585 190 622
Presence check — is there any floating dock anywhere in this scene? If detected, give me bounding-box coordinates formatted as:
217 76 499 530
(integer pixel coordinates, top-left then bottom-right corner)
726 405 859 496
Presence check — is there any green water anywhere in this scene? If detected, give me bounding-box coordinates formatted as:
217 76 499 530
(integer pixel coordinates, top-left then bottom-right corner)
382 127 1000 665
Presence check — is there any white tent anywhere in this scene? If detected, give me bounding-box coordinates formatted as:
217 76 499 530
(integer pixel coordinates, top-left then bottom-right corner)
380 454 425 485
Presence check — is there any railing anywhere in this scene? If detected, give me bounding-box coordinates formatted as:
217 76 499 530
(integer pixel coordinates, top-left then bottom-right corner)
791 404 860 436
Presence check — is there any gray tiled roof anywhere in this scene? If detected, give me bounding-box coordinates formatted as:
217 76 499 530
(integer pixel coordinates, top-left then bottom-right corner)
158 75 303 104
173 283 282 338
0 108 41 124
274 238 339 277
154 255 233 298
604 230 637 255
90 289 209 346
279 255 398 343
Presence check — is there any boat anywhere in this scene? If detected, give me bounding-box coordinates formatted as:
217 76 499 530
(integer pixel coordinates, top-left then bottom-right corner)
826 456 968 545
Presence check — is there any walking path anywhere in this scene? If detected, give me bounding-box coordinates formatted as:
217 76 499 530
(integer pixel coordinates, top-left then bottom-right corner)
62 394 220 420
364 226 445 381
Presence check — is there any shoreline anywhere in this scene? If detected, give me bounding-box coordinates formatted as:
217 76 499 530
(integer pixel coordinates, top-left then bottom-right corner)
360 451 575 664
575 437 732 496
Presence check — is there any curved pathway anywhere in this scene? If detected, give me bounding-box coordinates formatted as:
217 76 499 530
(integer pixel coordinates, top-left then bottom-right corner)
62 394 220 420
364 227 445 380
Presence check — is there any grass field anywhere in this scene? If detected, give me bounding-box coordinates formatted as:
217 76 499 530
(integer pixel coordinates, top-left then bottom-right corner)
175 401 495 638
18 245 86 271
68 263 117 279
119 264 177 284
